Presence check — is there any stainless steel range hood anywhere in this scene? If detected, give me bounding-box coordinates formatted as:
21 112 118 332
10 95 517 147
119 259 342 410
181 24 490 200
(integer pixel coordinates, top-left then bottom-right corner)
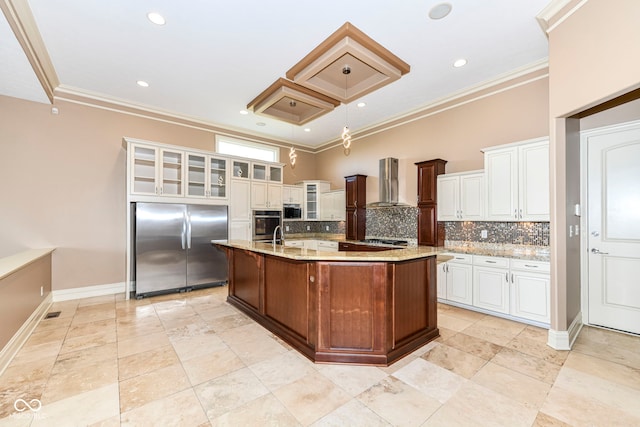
368 158 399 207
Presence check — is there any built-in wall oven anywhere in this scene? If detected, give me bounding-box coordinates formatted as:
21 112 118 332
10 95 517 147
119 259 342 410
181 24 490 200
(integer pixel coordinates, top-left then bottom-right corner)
252 210 282 242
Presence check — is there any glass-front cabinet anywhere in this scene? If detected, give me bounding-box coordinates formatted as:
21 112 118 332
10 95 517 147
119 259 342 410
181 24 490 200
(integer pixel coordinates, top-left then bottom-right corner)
251 162 283 183
131 143 184 196
186 153 228 199
300 181 331 220
232 160 250 179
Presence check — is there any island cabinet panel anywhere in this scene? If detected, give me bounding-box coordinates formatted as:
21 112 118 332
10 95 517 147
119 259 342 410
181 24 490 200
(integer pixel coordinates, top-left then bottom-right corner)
229 249 262 311
317 262 387 352
393 257 436 344
264 256 311 340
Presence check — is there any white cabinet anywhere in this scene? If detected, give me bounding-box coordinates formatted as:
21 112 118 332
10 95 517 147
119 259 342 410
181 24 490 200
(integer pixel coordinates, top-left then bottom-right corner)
320 190 346 220
283 185 304 205
251 182 283 209
470 255 550 323
299 181 331 220
437 171 484 221
317 240 339 252
473 256 510 314
251 162 283 183
130 143 184 197
229 179 251 240
186 153 228 199
484 137 549 221
510 260 550 323
231 159 250 179
438 253 473 305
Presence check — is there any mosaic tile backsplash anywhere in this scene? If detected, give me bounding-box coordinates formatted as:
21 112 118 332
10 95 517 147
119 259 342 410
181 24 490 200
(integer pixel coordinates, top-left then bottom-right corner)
444 221 550 246
283 206 549 247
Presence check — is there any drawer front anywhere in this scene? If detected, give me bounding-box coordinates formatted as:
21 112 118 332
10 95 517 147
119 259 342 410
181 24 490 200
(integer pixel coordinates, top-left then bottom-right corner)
473 255 509 268
510 259 550 273
447 253 473 264
317 241 339 251
284 240 304 248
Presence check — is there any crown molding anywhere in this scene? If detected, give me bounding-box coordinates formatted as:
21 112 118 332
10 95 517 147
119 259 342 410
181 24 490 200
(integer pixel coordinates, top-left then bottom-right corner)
53 85 315 153
0 0 58 102
315 59 549 153
536 0 589 34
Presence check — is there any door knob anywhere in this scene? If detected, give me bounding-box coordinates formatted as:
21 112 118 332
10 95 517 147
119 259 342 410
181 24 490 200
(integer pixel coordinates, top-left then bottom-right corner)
591 248 609 255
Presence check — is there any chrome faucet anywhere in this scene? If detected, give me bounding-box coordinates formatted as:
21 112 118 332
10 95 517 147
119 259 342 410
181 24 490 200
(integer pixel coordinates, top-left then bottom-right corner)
272 225 285 246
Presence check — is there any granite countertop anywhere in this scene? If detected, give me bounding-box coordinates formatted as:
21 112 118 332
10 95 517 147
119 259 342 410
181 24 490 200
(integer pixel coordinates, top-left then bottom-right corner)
440 244 550 262
213 240 450 262
0 248 56 280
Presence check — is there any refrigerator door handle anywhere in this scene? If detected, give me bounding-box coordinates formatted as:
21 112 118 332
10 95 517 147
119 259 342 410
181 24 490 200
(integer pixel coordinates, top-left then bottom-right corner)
181 212 187 250
186 212 192 249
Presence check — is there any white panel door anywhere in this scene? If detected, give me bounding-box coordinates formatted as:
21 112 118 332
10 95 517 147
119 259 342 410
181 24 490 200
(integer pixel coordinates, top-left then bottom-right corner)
251 182 268 209
473 266 509 314
230 180 250 221
519 141 549 221
437 176 459 220
446 263 473 305
485 148 518 221
460 173 484 220
436 262 447 299
587 123 640 334
511 271 550 323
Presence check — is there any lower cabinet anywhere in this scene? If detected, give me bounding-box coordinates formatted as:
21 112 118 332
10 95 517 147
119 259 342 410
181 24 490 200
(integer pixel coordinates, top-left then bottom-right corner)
472 256 510 314
437 254 472 305
439 253 550 325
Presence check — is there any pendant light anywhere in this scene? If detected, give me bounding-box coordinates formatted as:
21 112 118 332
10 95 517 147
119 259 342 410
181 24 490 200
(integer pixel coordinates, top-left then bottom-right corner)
341 66 352 156
288 100 297 169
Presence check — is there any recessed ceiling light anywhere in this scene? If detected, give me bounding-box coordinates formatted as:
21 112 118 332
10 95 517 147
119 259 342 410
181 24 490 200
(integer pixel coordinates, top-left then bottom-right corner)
357 102 366 108
453 58 467 68
256 122 266 127
428 3 452 20
136 80 149 87
239 110 249 115
147 12 166 26
304 128 311 132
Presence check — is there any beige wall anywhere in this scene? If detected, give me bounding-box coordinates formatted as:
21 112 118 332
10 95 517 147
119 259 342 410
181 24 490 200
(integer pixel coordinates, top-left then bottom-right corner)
0 95 308 291
548 0 640 331
316 74 549 205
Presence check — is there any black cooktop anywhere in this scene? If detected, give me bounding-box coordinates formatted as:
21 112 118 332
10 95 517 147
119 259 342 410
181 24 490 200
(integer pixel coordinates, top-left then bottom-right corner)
360 238 409 246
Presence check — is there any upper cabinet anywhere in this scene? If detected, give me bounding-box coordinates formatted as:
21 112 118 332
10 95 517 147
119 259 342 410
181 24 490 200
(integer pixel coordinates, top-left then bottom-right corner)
415 159 447 246
283 185 304 205
231 159 250 179
130 142 184 197
345 175 366 240
484 137 549 221
320 190 346 221
186 153 228 199
251 162 283 183
299 181 331 220
437 171 484 221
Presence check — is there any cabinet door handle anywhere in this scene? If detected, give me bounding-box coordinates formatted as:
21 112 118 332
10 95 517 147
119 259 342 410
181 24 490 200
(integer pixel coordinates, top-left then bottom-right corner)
505 272 509 282
519 209 523 219
514 209 518 219
485 260 497 264
511 273 514 283
524 264 538 268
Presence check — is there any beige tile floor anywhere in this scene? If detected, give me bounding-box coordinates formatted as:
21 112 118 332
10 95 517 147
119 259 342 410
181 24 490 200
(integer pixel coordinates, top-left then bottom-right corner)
1 285 639 426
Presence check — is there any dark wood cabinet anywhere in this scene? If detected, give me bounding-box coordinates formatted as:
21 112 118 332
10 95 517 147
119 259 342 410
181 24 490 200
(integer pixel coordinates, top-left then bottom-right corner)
345 174 367 240
415 159 447 246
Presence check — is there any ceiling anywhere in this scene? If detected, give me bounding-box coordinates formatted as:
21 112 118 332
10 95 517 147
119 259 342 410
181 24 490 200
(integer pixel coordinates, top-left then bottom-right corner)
0 0 551 149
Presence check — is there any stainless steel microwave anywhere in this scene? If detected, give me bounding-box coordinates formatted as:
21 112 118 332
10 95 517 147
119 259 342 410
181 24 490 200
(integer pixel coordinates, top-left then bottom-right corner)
284 206 302 219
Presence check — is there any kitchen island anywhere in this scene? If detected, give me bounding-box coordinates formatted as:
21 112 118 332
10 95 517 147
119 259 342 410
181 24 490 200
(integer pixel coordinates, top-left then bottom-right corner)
213 240 447 366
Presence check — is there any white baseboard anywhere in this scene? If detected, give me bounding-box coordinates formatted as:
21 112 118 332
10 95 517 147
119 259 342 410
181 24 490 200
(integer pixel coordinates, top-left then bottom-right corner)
52 281 126 302
0 293 53 376
547 311 583 350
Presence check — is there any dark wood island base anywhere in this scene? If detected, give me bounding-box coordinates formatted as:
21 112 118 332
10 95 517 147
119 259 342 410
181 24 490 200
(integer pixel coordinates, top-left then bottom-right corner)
217 242 441 366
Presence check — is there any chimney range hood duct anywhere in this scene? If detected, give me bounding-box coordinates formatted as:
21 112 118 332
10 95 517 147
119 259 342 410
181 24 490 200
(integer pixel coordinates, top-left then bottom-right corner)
368 158 399 207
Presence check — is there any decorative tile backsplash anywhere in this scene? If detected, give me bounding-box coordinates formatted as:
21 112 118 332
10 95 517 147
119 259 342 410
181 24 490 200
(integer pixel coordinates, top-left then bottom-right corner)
283 207 550 247
365 206 418 240
444 221 550 246
283 220 345 235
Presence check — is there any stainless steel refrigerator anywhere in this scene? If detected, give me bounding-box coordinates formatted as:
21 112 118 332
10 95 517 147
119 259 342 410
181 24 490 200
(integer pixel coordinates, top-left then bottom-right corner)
134 202 228 298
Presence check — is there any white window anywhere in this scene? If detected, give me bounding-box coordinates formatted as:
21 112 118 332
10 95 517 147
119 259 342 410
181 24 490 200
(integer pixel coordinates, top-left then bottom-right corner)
216 136 279 162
